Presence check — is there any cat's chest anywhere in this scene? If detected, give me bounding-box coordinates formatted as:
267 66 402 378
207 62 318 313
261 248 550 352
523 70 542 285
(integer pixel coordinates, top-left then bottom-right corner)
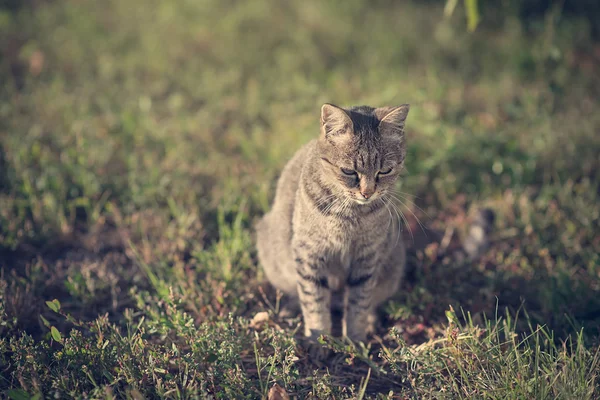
318 242 353 283
319 222 365 267
339 245 352 270
327 212 384 240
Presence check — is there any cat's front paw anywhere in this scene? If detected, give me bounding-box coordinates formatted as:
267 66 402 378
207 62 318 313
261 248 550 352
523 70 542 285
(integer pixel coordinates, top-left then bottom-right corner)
345 327 368 343
307 341 332 361
304 325 331 340
300 335 332 361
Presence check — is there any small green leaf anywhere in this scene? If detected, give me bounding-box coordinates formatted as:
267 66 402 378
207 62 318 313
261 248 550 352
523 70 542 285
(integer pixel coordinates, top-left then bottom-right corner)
465 0 480 32
7 389 30 400
39 314 51 328
46 299 61 313
206 353 218 362
444 0 458 17
445 306 459 324
51 326 62 342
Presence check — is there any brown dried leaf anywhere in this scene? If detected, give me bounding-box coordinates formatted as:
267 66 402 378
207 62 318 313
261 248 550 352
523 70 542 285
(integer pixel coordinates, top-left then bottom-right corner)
29 50 44 76
268 383 290 400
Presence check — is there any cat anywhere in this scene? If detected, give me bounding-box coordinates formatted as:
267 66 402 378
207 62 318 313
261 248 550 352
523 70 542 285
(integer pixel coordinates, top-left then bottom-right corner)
256 103 410 342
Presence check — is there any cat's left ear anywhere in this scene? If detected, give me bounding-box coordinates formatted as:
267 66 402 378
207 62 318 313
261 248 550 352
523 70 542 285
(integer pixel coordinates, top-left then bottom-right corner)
320 103 353 139
375 104 410 136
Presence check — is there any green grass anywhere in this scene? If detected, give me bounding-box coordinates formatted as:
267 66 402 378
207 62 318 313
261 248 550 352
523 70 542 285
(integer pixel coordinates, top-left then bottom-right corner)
1 0 599 398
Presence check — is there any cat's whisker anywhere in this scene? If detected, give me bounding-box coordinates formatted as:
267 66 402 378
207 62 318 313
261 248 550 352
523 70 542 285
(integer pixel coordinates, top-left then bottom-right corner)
384 197 402 247
391 196 415 243
382 151 405 159
391 199 406 247
395 202 413 245
313 193 338 208
386 193 428 238
385 194 412 245
387 189 429 218
382 197 393 232
308 199 336 222
342 197 352 215
337 196 353 242
325 196 341 214
317 199 338 222
387 192 426 222
389 188 421 199
304 192 342 227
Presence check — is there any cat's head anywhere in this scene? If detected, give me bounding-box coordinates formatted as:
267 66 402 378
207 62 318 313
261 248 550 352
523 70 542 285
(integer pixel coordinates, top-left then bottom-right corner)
317 103 409 205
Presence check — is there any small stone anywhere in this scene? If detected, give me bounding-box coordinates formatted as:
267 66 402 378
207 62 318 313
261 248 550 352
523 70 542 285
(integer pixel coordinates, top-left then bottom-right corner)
250 311 270 329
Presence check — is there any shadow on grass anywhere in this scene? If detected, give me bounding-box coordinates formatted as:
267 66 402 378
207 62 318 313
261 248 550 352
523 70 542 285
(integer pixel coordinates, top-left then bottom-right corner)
0 143 9 194
393 210 600 347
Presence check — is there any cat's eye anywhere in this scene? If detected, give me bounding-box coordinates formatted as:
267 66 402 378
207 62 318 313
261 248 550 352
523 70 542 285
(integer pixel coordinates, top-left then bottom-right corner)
341 168 357 176
378 167 393 175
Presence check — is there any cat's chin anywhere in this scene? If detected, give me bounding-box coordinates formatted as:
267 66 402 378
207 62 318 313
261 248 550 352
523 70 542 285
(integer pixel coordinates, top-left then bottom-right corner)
354 198 374 205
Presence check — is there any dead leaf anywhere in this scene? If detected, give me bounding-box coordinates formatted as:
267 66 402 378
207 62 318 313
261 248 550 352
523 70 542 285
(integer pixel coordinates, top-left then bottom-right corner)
268 383 290 400
29 51 44 76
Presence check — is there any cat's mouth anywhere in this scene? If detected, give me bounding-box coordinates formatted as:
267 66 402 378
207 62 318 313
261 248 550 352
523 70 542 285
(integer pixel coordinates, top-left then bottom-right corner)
354 197 375 205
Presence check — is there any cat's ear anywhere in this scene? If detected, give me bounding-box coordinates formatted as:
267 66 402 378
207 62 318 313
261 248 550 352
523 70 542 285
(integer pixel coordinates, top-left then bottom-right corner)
320 103 353 140
375 104 410 137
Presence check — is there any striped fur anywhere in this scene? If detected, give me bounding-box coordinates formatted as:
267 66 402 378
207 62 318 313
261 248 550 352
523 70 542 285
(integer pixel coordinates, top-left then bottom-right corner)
256 104 409 342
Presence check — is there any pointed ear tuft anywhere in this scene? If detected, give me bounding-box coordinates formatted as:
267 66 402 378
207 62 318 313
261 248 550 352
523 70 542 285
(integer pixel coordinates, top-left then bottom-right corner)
375 104 410 136
320 103 353 138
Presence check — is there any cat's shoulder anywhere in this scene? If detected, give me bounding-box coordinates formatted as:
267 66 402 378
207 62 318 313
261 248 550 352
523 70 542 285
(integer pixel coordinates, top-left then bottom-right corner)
284 139 318 169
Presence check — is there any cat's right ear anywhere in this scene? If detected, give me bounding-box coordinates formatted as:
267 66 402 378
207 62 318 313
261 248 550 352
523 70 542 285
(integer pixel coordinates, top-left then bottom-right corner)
320 103 353 140
375 104 410 138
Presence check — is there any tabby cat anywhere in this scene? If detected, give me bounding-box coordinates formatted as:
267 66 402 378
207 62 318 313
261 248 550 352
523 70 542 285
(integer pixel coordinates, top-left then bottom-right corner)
256 103 409 342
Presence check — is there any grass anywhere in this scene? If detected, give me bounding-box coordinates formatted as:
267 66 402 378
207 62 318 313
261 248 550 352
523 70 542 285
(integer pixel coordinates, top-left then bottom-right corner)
1 0 599 398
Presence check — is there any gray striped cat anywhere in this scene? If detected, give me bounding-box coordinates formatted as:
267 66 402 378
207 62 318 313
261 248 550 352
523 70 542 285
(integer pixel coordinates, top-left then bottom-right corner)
256 103 410 342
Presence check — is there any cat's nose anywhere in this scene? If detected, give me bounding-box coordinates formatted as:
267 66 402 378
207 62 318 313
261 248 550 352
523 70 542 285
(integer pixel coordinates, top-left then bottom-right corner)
359 177 375 199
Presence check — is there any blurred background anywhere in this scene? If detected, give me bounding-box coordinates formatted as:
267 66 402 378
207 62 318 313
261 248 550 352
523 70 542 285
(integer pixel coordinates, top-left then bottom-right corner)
0 0 599 397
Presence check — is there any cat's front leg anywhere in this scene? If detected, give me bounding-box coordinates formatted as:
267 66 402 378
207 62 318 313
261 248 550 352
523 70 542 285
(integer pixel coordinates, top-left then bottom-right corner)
345 255 378 342
293 240 331 339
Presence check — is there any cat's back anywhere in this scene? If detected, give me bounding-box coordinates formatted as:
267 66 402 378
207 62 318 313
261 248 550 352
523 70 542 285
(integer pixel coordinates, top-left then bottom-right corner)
256 140 316 294
268 139 316 216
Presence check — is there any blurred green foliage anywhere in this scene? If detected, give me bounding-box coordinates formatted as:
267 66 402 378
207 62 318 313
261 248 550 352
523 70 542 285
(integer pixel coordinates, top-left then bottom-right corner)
445 0 480 32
